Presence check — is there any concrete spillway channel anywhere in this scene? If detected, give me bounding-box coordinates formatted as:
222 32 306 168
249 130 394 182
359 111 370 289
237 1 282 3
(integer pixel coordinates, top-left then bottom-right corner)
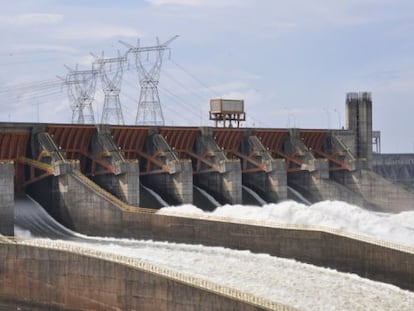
1 196 414 310
5 196 292 310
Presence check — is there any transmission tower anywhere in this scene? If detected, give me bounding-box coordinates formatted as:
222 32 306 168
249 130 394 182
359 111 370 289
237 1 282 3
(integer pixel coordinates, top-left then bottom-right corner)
120 35 179 125
92 51 126 125
61 64 98 124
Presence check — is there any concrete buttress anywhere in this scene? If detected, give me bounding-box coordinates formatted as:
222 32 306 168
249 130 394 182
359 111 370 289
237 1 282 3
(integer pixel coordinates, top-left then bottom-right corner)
0 162 14 236
90 126 140 206
194 128 242 205
286 129 330 203
240 133 287 202
141 131 193 206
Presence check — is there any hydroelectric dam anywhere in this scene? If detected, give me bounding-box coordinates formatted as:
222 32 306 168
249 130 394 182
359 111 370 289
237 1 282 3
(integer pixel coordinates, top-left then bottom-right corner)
1 92 414 310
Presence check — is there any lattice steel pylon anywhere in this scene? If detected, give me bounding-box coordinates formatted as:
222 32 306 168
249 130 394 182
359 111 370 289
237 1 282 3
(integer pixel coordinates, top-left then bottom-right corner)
92 51 126 125
120 35 179 125
61 64 99 124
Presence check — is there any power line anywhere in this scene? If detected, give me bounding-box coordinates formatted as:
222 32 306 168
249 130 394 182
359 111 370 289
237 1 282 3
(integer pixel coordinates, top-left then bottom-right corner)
169 58 220 97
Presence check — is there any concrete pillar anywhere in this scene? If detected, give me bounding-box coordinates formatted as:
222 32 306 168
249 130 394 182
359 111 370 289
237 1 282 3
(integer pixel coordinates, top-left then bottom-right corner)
142 132 193 206
288 159 330 203
0 162 14 236
346 92 372 169
90 128 140 206
285 130 331 203
240 134 287 202
194 128 242 205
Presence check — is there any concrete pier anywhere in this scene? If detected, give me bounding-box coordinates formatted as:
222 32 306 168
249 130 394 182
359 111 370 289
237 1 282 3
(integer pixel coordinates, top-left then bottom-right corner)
90 127 140 206
237 132 286 202
194 128 242 204
0 162 14 236
141 131 193 205
284 129 333 203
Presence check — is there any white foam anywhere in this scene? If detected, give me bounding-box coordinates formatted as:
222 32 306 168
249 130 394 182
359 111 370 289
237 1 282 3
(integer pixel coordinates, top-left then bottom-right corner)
14 225 32 238
67 238 414 310
158 200 414 247
15 197 414 309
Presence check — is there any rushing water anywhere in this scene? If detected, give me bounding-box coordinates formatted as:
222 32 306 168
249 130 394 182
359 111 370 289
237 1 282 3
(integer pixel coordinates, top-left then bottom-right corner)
159 200 414 247
12 196 414 310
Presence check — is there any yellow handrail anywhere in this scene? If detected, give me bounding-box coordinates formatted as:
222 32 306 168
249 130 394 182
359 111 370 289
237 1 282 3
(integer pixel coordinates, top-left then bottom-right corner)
18 157 156 214
17 157 55 173
71 170 156 214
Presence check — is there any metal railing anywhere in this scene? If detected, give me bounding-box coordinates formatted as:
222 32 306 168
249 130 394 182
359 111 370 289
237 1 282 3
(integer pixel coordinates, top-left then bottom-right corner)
18 157 155 214
71 170 156 214
17 156 55 173
346 92 371 102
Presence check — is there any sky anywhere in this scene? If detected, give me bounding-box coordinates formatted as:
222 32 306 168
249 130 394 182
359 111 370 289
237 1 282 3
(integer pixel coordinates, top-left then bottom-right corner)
1 0 414 152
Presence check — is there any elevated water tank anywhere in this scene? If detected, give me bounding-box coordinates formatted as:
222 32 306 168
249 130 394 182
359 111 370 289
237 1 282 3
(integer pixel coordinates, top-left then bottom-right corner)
209 99 246 128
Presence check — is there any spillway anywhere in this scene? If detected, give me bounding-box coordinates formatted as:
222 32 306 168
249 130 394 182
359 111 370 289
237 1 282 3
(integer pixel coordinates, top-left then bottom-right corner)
242 185 267 205
14 196 77 239
287 185 312 205
159 200 414 248
11 196 414 310
193 185 220 211
140 184 169 208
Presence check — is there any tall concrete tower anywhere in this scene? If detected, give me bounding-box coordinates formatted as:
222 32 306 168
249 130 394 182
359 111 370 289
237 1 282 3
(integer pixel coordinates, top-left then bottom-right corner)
346 92 372 168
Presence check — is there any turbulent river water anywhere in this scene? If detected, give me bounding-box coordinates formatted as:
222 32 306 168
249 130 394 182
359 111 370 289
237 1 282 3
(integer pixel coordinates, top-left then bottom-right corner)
12 196 414 310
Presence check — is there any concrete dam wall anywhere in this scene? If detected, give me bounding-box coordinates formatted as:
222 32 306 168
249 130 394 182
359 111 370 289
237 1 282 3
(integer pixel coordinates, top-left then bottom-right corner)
9 195 414 293
373 153 414 188
0 92 413 217
1 92 414 308
1 210 414 310
1 122 414 216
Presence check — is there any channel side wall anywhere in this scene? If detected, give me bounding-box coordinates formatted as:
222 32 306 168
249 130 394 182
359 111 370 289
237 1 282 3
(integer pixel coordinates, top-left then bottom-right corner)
21 156 414 291
0 162 14 236
0 240 289 311
30 175 414 294
149 214 414 291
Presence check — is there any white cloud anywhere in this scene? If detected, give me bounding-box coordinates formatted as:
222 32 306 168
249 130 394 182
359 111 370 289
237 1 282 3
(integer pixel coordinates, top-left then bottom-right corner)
10 44 77 53
147 0 201 6
146 0 246 7
221 88 263 105
374 76 414 94
58 26 141 40
0 13 63 26
209 81 249 94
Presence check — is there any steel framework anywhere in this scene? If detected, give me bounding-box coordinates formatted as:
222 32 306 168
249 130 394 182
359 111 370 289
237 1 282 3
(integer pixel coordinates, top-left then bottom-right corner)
121 35 179 125
62 65 98 124
92 51 126 125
